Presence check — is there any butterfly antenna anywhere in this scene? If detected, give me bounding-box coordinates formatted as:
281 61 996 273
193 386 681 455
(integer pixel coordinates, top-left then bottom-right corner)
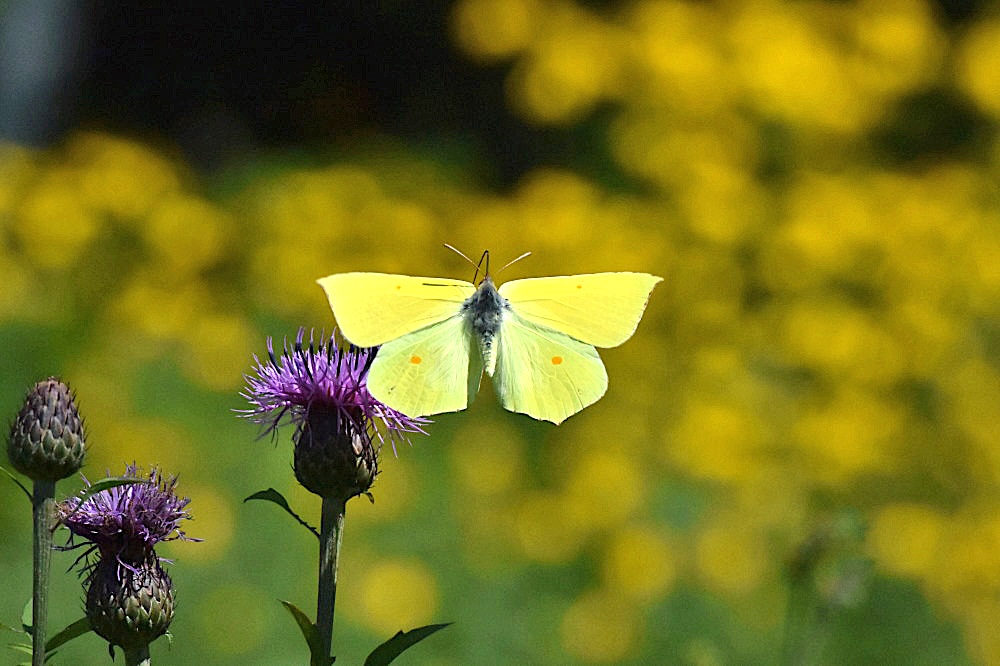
497 251 531 276
444 243 491 283
443 243 477 267
471 250 489 282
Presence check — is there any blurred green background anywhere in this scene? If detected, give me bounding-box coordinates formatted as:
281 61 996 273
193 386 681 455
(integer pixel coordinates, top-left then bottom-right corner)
2 0 999 663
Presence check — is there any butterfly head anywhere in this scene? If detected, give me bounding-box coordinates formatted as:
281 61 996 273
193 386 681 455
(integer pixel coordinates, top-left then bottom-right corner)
442 244 531 286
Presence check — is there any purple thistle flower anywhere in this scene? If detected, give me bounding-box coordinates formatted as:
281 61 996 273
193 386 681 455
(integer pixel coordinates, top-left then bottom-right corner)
59 464 197 571
239 328 429 500
240 328 427 445
57 465 195 653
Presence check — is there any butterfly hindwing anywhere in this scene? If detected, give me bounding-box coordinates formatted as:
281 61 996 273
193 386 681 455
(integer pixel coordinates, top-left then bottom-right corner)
317 272 475 347
367 315 484 418
498 272 662 348
492 312 608 424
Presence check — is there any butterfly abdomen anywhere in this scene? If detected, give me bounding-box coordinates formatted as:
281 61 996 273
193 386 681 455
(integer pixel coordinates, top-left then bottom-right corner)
461 277 508 376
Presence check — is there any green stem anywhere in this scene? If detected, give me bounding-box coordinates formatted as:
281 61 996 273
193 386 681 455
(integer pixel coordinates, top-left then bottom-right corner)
782 577 831 666
316 497 346 663
31 480 56 666
123 644 151 666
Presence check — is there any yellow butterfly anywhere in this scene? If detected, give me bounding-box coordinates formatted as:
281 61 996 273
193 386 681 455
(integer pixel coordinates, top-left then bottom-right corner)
317 253 661 424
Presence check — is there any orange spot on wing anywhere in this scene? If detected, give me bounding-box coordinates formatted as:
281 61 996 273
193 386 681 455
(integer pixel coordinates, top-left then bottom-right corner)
551 356 563 365
576 284 582 289
410 355 422 365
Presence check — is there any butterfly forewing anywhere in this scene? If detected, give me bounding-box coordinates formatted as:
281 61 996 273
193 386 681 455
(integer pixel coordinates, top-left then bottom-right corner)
317 272 476 347
493 312 608 424
498 272 662 348
367 315 484 418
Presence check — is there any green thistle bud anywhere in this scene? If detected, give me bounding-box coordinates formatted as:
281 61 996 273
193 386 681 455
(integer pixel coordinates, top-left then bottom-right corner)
86 557 175 651
8 377 86 481
294 405 379 501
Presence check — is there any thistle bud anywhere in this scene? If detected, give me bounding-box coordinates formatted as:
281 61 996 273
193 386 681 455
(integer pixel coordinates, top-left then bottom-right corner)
8 378 86 481
86 556 175 651
294 405 378 500
60 465 197 653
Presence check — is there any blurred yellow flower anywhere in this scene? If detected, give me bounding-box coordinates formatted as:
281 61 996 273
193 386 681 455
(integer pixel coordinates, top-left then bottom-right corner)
868 502 945 579
182 312 260 391
146 194 231 277
514 490 588 563
793 388 904 484
506 8 622 124
560 589 642 663
956 18 1000 118
624 0 731 113
449 418 527 497
163 483 234 563
696 519 769 595
357 559 440 637
728 3 862 132
69 132 183 220
668 398 767 482
13 171 102 269
601 525 677 603
195 584 271 655
451 0 541 61
563 448 647 530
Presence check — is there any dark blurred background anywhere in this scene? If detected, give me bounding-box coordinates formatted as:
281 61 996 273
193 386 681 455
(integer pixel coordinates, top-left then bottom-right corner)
5 0 984 178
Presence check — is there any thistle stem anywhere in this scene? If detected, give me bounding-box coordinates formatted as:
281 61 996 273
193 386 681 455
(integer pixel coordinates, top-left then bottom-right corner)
123 644 151 666
31 479 56 666
782 574 829 666
316 497 346 661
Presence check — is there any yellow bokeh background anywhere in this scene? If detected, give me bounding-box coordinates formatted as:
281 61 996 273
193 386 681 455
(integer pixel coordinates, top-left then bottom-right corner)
3 0 1000 663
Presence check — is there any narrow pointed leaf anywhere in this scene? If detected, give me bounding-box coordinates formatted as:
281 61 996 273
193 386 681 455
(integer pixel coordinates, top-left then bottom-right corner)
279 600 333 666
0 621 27 635
21 600 32 634
246 489 319 538
364 623 452 666
45 617 91 652
0 466 32 503
86 477 143 495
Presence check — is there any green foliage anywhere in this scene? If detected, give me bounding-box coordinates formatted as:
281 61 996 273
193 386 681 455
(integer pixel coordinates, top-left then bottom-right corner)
279 601 334 666
244 489 319 539
364 623 452 666
0 466 31 504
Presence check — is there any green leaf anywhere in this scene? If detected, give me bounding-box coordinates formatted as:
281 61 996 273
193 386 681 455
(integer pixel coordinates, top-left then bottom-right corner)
21 599 32 634
0 621 28 636
87 476 144 495
363 623 452 666
45 617 90 652
0 466 31 503
279 600 334 666
245 489 319 539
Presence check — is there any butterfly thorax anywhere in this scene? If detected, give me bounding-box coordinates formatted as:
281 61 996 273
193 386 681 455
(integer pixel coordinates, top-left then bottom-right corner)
461 276 507 375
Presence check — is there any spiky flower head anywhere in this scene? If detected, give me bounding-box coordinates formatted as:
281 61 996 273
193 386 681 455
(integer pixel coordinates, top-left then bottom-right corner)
8 377 86 481
86 554 175 651
58 464 197 569
240 329 428 501
58 464 195 653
